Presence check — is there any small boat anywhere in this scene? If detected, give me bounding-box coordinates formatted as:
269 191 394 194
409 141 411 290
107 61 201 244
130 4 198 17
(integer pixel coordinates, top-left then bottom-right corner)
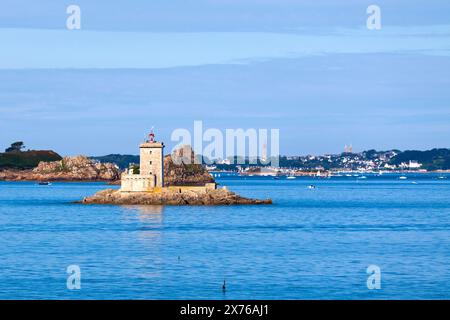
308 185 316 189
357 176 367 179
38 182 52 186
399 176 407 180
412 181 418 184
273 177 280 180
286 176 296 180
438 176 446 179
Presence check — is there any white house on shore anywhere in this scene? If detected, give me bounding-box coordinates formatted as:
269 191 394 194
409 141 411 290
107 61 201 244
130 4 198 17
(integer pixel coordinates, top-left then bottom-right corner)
408 160 422 169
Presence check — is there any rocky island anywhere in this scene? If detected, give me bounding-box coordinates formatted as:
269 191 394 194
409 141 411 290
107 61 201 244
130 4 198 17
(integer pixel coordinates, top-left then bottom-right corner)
78 187 272 206
79 132 272 206
0 156 120 182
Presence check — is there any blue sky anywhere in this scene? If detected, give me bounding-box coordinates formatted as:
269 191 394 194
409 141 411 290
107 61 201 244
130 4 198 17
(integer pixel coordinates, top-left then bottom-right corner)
0 1 449 155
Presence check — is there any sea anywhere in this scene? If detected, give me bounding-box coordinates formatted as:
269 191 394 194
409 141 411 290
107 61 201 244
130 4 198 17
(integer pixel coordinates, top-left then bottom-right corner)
0 173 449 299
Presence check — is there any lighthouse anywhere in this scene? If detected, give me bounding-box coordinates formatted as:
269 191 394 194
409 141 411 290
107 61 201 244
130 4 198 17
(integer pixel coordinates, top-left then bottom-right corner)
120 129 165 192
139 129 164 187
120 129 216 193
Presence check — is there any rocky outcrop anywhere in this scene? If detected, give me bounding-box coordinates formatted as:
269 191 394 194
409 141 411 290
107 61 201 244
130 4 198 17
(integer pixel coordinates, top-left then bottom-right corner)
77 188 272 206
164 153 215 186
0 156 120 182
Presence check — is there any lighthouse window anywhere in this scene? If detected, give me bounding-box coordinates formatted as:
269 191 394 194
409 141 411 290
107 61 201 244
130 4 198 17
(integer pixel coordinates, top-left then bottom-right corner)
149 161 152 165
149 150 152 154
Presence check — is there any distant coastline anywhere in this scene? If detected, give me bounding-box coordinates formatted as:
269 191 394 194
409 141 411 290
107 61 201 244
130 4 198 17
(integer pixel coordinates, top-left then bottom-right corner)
1 142 449 182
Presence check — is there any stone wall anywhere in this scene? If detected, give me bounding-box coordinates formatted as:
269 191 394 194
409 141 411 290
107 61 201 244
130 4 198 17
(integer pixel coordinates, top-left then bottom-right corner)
165 183 217 194
120 174 156 192
120 174 216 194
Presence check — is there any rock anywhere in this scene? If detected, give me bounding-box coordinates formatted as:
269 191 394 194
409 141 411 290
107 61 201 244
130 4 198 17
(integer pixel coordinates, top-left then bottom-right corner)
77 188 272 206
164 148 215 186
0 156 120 182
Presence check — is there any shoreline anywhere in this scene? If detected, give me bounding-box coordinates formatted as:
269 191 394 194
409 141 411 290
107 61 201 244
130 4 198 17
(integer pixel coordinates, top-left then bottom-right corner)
0 170 448 183
0 177 118 183
237 170 450 177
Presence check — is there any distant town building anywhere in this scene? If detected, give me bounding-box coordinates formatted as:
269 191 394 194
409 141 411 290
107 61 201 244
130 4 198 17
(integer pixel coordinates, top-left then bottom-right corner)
408 160 422 169
261 143 268 163
344 144 353 153
384 163 396 170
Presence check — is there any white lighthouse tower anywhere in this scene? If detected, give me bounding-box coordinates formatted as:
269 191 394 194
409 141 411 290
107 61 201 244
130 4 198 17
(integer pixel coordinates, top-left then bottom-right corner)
139 130 164 187
120 129 165 192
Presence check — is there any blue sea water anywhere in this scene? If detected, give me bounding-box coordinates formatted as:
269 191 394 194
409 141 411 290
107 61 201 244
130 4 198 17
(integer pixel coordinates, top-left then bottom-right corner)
0 174 449 300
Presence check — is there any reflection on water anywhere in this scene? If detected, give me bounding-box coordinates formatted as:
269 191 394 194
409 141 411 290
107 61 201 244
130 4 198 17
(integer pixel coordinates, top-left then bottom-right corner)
136 205 165 224
120 205 166 280
120 205 165 224
121 205 165 245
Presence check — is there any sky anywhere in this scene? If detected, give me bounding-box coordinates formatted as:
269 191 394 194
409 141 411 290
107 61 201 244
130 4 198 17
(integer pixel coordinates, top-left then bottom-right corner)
0 0 449 156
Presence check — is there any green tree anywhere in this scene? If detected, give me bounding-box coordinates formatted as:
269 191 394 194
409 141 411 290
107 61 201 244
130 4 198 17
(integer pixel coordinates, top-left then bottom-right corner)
5 141 25 153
